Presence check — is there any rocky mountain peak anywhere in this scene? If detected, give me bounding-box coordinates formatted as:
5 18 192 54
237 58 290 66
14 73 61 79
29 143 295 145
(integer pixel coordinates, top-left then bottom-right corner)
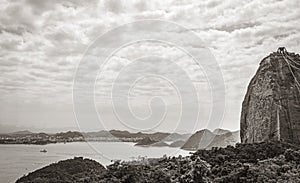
241 48 300 144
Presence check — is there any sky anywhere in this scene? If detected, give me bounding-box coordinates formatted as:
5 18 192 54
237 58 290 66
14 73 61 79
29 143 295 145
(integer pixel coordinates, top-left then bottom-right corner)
0 0 300 133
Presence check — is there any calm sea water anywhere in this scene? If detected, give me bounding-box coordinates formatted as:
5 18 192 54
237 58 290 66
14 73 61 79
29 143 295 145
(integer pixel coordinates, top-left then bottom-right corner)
0 142 191 183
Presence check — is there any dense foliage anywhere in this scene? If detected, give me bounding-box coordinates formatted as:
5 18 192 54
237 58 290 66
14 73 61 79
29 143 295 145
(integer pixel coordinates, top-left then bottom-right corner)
17 141 300 183
16 157 106 183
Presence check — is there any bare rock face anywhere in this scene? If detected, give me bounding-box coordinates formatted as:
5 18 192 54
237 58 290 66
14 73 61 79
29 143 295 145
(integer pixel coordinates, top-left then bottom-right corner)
241 49 300 144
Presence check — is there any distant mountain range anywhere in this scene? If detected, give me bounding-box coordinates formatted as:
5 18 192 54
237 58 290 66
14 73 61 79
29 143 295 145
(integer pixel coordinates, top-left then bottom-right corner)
0 124 79 134
0 129 240 149
0 129 190 144
82 130 191 142
9 130 33 135
133 128 240 150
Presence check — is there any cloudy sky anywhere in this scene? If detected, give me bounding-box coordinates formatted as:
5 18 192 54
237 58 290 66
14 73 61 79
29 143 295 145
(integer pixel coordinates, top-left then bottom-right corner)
0 0 300 133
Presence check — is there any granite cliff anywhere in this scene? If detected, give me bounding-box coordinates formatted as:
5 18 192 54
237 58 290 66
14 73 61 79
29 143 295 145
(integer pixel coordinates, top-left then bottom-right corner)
241 48 300 144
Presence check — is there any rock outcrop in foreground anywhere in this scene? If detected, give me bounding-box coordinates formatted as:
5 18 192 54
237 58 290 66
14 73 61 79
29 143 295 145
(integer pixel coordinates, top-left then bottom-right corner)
17 142 300 183
241 49 300 144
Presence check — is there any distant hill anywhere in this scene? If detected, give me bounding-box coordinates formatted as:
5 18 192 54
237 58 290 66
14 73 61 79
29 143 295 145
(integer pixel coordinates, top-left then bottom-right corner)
181 129 216 150
55 131 83 138
10 130 33 135
151 141 169 147
0 124 33 134
135 137 158 146
169 140 186 148
82 130 114 138
206 131 240 149
181 129 240 150
0 124 79 134
105 130 189 142
109 130 170 141
213 128 230 135
163 133 191 141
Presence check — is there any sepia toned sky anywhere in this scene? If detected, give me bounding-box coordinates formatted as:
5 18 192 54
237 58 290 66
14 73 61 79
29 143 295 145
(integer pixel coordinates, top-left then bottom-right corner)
0 0 300 133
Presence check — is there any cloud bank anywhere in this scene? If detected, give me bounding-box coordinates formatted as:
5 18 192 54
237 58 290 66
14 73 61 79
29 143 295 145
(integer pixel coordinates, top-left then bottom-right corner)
0 0 299 132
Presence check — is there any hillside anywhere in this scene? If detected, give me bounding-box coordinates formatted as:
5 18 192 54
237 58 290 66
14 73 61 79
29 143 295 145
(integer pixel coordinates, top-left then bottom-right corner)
205 131 240 150
16 141 300 182
10 130 33 135
16 157 106 183
181 129 216 150
181 129 240 150
135 137 158 146
213 128 230 135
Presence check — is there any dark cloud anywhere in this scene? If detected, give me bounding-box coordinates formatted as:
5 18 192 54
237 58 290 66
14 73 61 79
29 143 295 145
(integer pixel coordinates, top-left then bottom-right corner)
0 25 30 35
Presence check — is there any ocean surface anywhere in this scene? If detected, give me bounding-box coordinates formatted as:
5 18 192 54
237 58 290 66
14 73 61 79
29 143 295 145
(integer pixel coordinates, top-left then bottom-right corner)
0 142 191 183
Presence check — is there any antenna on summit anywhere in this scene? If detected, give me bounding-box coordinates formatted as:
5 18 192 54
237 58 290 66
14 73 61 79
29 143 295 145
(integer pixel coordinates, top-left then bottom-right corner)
277 47 287 54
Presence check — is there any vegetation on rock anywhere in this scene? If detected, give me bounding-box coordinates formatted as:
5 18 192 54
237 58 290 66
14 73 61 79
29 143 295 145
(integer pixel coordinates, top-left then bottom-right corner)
16 157 106 183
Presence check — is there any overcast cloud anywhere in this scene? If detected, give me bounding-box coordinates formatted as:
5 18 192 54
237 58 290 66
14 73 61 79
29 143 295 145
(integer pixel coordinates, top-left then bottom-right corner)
0 0 299 132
